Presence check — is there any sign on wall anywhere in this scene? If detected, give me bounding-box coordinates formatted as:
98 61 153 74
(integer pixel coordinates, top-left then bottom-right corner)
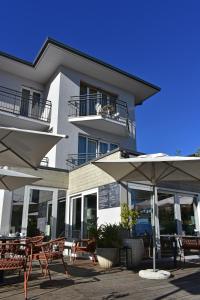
99 182 120 209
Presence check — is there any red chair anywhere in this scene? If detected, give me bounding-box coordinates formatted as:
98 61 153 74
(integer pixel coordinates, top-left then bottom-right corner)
0 241 29 300
71 239 96 264
28 237 68 280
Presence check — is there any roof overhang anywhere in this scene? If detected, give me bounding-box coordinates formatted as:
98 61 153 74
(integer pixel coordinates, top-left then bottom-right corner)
0 38 160 105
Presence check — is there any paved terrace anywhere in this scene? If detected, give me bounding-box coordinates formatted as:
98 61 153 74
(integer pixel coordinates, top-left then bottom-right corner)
1 258 200 300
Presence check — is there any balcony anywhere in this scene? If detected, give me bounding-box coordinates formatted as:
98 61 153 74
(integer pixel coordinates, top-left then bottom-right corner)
66 153 103 170
0 86 52 130
68 94 130 136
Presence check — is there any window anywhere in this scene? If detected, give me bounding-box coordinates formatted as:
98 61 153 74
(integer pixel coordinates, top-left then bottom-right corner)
78 135 118 164
20 87 42 118
79 83 117 116
158 193 177 235
180 195 196 235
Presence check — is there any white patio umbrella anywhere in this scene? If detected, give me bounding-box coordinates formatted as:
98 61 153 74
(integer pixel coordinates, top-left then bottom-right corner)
0 127 67 169
93 153 200 279
0 168 41 191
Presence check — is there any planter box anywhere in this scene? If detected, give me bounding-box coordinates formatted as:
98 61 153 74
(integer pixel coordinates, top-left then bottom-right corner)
123 238 144 267
96 248 119 269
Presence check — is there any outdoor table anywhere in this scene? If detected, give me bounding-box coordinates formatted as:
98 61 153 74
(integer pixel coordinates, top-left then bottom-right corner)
0 236 21 284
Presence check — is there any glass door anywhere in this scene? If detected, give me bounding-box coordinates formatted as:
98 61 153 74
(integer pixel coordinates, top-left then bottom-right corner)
99 142 108 154
88 87 97 115
56 199 66 237
88 139 97 161
71 197 82 238
20 88 30 117
83 193 97 238
80 84 87 116
78 136 87 164
31 92 41 118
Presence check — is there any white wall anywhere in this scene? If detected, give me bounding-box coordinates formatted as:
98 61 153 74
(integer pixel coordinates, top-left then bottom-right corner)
97 207 121 226
0 190 12 234
45 65 137 169
0 69 44 93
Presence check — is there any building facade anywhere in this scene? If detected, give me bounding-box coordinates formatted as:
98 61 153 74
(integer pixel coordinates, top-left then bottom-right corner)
0 38 198 243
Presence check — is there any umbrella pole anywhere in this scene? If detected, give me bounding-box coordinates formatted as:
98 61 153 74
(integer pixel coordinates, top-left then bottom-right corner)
152 185 156 272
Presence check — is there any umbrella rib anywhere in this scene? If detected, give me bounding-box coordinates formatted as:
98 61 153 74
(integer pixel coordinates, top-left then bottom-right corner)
128 162 152 182
155 163 177 183
0 176 10 190
0 149 9 154
163 161 200 182
0 130 13 142
0 140 37 170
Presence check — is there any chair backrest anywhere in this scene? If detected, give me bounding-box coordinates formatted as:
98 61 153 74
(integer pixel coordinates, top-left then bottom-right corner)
182 238 199 250
29 235 44 245
0 242 30 270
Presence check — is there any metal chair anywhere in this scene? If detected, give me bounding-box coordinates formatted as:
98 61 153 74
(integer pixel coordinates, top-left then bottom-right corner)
71 239 96 264
0 241 29 299
28 237 68 280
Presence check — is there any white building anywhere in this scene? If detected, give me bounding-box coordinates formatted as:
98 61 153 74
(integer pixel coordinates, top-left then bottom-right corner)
0 38 199 243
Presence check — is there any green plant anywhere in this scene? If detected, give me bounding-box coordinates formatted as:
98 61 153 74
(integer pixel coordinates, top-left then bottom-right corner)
120 203 139 237
96 223 122 248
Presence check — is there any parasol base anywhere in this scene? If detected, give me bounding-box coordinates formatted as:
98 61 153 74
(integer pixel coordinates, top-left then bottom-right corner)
139 269 171 280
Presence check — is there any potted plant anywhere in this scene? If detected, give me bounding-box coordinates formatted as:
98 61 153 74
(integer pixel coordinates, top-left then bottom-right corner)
94 223 122 269
120 203 144 267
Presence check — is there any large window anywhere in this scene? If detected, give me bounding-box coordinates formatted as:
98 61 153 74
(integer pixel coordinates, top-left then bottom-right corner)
79 83 117 116
158 193 176 235
78 135 118 164
180 195 196 235
27 189 53 237
20 87 42 118
70 193 97 239
131 189 152 236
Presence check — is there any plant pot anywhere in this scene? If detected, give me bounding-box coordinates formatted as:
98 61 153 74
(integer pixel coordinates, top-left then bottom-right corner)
123 238 144 267
96 247 119 269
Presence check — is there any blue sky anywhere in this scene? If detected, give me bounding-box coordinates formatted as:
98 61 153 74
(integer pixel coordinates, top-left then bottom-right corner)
0 0 199 155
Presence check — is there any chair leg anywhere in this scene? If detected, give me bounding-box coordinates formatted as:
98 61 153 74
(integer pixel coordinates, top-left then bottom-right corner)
61 256 68 275
27 257 32 281
38 259 44 276
44 259 51 280
24 270 28 300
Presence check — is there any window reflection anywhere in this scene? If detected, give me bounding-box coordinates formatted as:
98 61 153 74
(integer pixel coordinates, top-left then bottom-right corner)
131 189 152 236
158 193 176 235
180 195 196 236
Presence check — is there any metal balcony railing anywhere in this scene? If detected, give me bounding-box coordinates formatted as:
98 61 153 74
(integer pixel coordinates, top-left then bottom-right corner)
0 86 52 122
68 93 129 126
66 152 104 170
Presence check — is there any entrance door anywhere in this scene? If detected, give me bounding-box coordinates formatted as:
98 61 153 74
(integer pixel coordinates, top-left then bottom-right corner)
71 197 82 238
56 199 66 237
83 193 97 238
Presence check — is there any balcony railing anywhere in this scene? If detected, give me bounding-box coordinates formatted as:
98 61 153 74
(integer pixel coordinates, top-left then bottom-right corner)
0 86 52 122
68 94 129 126
66 153 104 170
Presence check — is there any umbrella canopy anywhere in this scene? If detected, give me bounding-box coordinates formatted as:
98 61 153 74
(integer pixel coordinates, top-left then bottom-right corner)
0 127 67 169
0 168 41 191
93 153 200 272
93 153 200 184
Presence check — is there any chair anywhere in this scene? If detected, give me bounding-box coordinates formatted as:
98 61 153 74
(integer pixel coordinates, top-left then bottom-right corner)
71 239 96 264
177 237 200 264
28 237 68 280
0 242 29 300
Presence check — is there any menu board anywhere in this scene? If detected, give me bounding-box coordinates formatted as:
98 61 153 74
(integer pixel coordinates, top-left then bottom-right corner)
99 182 120 209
